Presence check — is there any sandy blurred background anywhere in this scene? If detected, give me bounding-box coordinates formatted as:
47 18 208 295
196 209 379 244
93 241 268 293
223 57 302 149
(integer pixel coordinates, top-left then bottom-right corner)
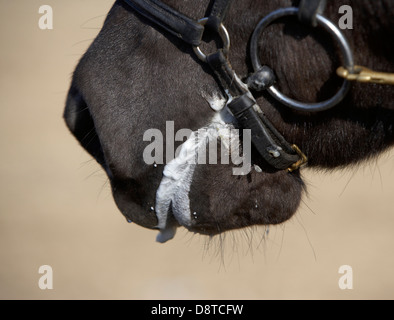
1 0 393 300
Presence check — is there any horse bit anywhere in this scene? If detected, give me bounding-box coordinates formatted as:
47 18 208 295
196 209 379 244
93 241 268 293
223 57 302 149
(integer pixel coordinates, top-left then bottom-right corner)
123 0 394 172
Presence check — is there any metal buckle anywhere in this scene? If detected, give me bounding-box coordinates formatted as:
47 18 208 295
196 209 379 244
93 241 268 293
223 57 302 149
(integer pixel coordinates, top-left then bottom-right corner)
193 18 230 62
337 65 394 85
287 144 308 172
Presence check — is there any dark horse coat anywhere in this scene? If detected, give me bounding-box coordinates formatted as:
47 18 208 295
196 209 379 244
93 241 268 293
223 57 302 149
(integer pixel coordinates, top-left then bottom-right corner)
64 0 394 242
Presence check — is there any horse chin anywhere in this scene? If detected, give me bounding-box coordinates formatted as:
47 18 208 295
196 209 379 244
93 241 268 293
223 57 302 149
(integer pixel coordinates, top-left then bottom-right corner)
154 158 305 243
154 166 305 242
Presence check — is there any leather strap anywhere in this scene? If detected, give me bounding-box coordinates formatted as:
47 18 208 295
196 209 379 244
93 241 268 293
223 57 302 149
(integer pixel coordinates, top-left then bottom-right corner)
205 0 234 32
123 0 204 46
206 50 245 96
298 0 327 27
207 51 300 170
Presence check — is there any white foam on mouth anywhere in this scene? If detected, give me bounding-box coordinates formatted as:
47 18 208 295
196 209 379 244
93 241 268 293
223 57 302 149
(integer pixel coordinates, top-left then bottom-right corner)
201 91 227 111
155 130 199 243
155 95 236 243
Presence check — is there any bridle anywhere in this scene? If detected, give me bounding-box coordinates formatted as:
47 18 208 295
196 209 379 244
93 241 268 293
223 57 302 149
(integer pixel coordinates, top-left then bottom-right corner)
123 0 394 172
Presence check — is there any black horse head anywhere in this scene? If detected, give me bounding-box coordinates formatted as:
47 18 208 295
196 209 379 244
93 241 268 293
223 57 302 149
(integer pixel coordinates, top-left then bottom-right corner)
64 0 394 242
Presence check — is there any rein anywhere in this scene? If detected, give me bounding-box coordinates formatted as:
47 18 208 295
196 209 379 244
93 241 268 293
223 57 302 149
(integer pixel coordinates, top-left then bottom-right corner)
123 0 394 172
